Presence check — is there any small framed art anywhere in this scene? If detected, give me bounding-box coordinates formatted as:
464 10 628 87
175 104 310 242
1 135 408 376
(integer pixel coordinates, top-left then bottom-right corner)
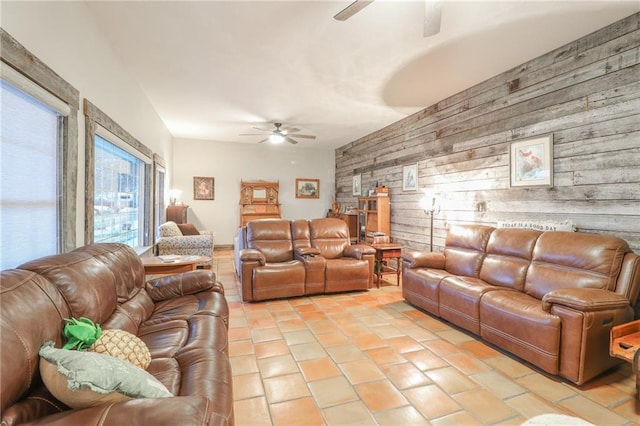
402 164 418 191
509 134 554 188
295 178 320 199
193 176 215 200
352 174 362 196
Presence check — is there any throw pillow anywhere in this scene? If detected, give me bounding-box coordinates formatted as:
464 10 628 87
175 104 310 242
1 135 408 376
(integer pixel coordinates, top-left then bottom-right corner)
39 342 172 409
177 223 200 235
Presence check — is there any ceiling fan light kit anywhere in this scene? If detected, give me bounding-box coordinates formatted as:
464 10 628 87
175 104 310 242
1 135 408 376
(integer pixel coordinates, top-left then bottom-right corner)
269 133 285 144
240 122 317 145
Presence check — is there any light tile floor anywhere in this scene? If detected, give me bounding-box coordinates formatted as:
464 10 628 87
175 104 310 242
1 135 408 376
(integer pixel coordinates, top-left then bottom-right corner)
212 250 639 425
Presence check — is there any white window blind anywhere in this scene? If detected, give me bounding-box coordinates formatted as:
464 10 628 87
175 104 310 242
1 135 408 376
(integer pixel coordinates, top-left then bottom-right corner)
0 80 62 269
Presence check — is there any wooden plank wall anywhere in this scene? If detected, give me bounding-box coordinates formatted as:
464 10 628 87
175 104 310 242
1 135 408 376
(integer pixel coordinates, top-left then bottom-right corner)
335 13 640 254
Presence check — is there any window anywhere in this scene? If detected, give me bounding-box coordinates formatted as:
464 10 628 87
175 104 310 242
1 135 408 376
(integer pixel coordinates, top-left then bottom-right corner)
0 29 79 269
93 133 149 246
0 81 61 268
84 99 153 249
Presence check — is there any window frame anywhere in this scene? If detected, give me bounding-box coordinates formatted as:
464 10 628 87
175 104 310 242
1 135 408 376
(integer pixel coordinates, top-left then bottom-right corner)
84 99 153 247
153 153 167 244
1 28 79 253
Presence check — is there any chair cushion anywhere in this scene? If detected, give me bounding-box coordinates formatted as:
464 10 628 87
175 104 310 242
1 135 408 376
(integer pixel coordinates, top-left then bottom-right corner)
159 222 183 237
177 223 200 236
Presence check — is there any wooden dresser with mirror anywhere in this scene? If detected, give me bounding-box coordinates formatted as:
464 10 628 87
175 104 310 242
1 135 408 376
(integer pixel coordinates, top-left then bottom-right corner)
239 180 281 227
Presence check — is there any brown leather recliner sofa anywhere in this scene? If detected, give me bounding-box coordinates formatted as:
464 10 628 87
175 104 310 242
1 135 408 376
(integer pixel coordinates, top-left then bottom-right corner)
236 218 376 302
402 224 640 385
1 243 233 425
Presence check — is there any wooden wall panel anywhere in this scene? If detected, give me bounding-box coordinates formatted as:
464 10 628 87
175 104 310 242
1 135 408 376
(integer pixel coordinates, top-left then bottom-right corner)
335 13 640 253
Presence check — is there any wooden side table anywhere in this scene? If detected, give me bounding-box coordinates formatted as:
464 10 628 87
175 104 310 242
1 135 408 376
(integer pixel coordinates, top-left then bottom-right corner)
142 255 210 276
610 320 640 391
370 243 402 287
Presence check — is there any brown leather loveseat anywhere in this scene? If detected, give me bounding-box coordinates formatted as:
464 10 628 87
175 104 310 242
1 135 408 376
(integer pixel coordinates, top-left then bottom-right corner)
402 224 640 385
1 243 233 425
236 218 375 302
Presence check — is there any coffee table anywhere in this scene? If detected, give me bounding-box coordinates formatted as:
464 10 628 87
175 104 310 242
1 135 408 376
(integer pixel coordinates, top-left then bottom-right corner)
370 243 402 287
142 255 210 276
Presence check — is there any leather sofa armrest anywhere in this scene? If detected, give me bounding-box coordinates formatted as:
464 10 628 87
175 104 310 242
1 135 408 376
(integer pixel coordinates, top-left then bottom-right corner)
295 247 321 257
240 249 266 266
145 270 217 302
401 251 445 269
541 288 631 312
344 244 375 259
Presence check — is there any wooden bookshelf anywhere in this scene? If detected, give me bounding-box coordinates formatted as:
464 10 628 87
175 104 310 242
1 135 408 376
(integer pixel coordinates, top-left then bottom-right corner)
357 196 390 243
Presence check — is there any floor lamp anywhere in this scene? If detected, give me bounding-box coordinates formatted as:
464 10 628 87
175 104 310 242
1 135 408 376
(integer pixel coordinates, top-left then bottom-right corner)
422 194 440 252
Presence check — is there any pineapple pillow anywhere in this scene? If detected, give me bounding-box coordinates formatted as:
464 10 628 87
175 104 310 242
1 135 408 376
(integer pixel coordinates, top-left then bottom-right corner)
62 317 151 370
39 342 172 409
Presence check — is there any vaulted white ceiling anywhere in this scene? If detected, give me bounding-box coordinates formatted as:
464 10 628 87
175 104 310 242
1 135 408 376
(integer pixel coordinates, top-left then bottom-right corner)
85 0 639 149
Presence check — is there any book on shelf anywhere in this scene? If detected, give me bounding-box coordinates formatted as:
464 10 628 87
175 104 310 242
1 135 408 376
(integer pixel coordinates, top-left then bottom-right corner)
367 231 386 237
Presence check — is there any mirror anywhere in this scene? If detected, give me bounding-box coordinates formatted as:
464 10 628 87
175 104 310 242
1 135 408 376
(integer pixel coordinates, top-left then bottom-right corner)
253 188 267 200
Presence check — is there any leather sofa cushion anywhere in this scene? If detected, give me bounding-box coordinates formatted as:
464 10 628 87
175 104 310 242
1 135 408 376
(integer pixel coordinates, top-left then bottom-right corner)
402 267 450 316
309 218 350 259
444 225 493 277
480 228 541 291
247 220 295 263
325 258 369 292
526 232 630 299
18 251 119 323
71 242 146 303
439 276 510 334
252 261 306 300
0 270 71 419
480 290 561 374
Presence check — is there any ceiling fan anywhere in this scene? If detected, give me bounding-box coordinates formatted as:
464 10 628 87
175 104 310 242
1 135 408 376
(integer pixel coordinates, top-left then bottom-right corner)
334 0 443 37
240 123 316 145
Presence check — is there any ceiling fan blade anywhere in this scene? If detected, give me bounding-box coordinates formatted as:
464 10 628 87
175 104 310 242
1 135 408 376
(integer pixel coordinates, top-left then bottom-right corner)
285 136 299 145
334 0 374 21
424 0 442 37
288 134 316 139
257 138 269 144
281 127 300 133
252 126 273 132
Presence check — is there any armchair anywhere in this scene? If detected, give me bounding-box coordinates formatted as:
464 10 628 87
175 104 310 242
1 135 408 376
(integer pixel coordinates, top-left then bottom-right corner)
156 221 214 267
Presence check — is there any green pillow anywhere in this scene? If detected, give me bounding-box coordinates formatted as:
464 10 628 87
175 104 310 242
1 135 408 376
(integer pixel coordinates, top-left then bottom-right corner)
39 342 172 407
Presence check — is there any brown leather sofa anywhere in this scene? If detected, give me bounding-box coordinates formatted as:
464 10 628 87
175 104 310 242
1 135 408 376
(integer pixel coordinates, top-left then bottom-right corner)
236 218 375 302
402 224 640 385
1 243 233 425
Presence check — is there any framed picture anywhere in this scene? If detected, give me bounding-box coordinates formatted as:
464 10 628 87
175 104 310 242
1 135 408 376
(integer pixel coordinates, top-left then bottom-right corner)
510 134 554 188
352 174 361 196
193 176 215 200
295 178 320 199
402 164 418 191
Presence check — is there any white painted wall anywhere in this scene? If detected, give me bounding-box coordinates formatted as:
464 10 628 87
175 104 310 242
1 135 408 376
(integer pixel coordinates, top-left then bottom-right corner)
1 1 173 246
172 138 335 246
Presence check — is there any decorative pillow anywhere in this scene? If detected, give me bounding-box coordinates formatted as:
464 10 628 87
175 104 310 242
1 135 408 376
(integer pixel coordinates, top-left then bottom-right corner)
39 342 172 409
177 223 200 236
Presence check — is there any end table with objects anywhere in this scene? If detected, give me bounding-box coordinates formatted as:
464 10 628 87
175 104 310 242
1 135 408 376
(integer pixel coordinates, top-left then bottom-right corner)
142 255 211 276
